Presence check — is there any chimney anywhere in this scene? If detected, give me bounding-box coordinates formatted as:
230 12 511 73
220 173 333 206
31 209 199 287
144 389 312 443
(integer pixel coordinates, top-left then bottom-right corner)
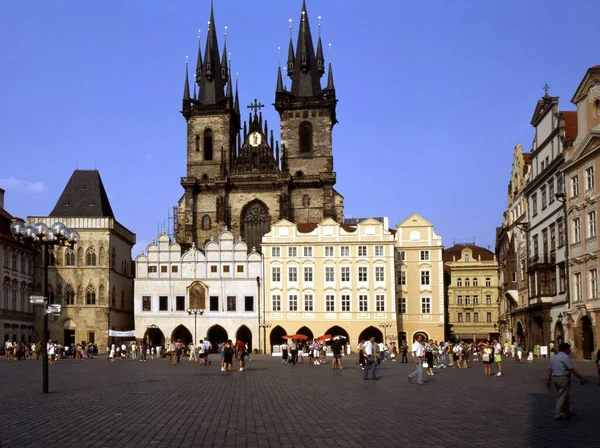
0 188 4 210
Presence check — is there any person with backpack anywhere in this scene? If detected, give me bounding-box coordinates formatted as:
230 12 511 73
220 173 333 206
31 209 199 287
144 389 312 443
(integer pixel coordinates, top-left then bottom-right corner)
222 340 234 372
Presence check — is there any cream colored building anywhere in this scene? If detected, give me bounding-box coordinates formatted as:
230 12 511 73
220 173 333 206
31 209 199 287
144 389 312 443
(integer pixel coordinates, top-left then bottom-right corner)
394 213 444 343
261 218 396 352
134 230 262 351
444 245 500 341
27 170 135 349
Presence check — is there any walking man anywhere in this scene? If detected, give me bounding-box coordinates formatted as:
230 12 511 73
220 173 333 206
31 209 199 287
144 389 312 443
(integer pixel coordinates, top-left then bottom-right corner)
407 334 425 385
546 342 587 420
362 336 379 380
401 340 408 363
330 337 343 370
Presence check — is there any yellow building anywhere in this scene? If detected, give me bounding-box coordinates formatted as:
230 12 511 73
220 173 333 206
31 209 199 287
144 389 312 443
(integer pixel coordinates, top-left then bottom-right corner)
444 245 500 341
261 218 396 352
394 213 444 344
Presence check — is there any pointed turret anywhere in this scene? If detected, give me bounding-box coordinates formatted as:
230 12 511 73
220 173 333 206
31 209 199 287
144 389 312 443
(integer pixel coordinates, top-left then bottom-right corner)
226 59 233 98
195 34 203 84
221 28 229 85
234 76 240 116
287 33 295 78
276 65 284 92
327 62 335 90
198 1 225 105
182 59 191 118
289 0 321 97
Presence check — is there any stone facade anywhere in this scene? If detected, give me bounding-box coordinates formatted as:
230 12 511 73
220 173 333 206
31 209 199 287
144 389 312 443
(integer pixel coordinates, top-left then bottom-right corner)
444 245 500 341
262 218 396 353
394 213 444 343
134 230 262 351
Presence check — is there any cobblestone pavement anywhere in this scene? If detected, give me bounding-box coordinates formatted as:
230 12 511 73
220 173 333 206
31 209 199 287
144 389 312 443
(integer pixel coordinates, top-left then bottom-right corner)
0 354 599 448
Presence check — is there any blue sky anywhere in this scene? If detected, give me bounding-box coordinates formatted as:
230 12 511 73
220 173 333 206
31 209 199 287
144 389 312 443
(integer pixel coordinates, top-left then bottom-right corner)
1 0 597 254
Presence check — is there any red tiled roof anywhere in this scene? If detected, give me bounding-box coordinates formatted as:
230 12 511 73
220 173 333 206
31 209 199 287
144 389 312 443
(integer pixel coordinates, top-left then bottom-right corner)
562 111 578 142
443 244 495 262
522 153 532 165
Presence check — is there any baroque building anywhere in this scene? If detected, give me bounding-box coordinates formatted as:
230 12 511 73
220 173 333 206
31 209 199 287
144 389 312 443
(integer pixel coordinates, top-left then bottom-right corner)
177 0 343 252
394 213 444 343
444 245 500 342
261 218 396 353
27 170 135 349
134 230 262 351
0 188 35 345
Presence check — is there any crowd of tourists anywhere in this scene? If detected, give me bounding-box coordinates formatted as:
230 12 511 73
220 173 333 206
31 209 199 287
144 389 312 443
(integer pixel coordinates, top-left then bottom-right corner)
4 338 98 362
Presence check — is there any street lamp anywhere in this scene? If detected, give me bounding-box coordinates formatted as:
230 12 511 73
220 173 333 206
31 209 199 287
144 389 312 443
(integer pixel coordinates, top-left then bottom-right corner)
187 308 204 345
10 220 79 394
378 322 392 342
258 322 272 354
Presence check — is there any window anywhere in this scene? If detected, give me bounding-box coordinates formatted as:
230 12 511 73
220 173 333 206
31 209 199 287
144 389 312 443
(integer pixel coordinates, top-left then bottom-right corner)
473 295 479 305
271 247 281 257
397 251 406 261
532 193 538 216
485 278 491 287
541 186 547 209
148 265 157 273
473 278 478 286
272 294 281 311
86 248 97 267
341 294 350 312
457 312 463 322
172 265 178 273
245 296 254 312
325 246 334 257
375 266 385 282
86 286 96 305
325 294 335 312
176 296 185 311
65 287 75 305
325 266 335 282
358 266 368 282
202 215 211 230
421 297 431 314
486 312 492 323
375 294 385 312
340 246 350 257
304 266 313 282
549 180 555 204
421 270 430 286
559 264 566 293
88 332 95 344
574 272 582 301
420 250 430 261
586 166 595 191
227 296 236 311
358 246 367 257
550 224 556 253
65 249 75 267
288 246 297 257
573 217 581 243
457 296 463 305
288 294 298 311
375 246 384 257
303 247 313 257
465 296 471 305
210 296 219 311
222 265 230 273
159 296 168 311
272 267 281 282
237 265 244 273
486 295 492 305
299 121 313 154
465 278 470 287
341 266 350 282
398 297 406 314
359 294 368 312
571 175 579 198
457 278 462 287
204 129 213 161
398 271 406 286
590 269 598 298
210 265 218 273
304 294 314 312
558 219 565 247
161 265 168 273
588 211 597 238
466 313 471 322
474 312 479 322
288 266 298 282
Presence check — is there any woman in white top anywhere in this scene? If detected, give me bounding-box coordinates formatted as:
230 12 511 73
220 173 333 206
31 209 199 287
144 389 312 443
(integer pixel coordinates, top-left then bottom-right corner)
109 344 116 361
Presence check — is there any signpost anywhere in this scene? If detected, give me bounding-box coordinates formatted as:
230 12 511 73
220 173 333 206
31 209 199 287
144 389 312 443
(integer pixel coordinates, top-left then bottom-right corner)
29 295 46 305
47 304 61 314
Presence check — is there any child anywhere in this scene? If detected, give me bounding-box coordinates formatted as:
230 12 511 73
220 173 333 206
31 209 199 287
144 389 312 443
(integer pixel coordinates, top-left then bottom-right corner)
527 351 534 364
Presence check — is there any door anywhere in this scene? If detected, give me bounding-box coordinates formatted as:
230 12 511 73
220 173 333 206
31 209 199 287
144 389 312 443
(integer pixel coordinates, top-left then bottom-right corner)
64 330 75 346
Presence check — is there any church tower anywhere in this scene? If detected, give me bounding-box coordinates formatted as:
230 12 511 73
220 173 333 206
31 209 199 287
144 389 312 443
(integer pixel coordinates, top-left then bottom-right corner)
274 0 343 224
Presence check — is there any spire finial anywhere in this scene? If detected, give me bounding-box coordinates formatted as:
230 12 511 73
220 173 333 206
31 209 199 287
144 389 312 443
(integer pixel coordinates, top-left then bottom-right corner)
318 16 322 38
224 25 228 44
289 18 292 38
543 83 550 95
328 43 332 63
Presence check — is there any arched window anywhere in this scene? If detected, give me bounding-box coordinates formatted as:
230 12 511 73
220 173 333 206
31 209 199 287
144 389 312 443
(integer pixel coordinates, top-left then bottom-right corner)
47 284 55 304
299 122 312 154
111 287 116 307
204 129 213 161
65 248 75 267
111 247 116 269
121 289 125 309
99 247 106 266
465 278 470 287
86 247 97 267
86 285 96 305
48 249 55 266
99 285 105 305
242 201 270 252
56 283 63 303
302 194 310 208
195 134 200 152
473 278 478 286
202 215 211 230
457 278 462 287
65 285 75 305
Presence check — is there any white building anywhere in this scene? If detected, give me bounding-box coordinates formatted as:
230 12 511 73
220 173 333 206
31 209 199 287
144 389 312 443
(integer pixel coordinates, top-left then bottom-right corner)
134 230 262 351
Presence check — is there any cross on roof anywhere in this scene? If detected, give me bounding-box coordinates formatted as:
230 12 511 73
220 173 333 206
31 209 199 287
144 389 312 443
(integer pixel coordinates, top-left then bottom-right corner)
247 98 264 112
543 83 550 95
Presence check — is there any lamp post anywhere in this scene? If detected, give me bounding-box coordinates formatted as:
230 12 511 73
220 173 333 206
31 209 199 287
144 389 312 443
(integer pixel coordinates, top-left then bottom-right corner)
259 322 272 354
378 322 392 342
10 221 79 394
187 308 204 344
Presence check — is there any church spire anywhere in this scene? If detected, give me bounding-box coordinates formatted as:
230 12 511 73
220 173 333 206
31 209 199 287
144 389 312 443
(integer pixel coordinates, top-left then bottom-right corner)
195 31 202 84
287 19 294 78
289 0 322 97
226 56 233 98
326 44 335 90
182 57 191 118
276 47 284 92
221 27 229 85
315 16 325 77
234 74 240 116
198 0 225 105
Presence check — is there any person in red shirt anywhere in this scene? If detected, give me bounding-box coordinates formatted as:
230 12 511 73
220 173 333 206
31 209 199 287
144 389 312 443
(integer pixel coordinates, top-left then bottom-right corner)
235 339 247 372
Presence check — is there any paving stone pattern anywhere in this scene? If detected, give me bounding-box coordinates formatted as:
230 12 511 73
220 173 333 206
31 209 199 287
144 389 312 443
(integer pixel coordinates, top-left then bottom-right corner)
0 356 599 447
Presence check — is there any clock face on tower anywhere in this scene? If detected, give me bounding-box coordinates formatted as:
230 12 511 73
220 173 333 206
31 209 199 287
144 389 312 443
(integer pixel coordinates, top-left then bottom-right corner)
250 132 262 147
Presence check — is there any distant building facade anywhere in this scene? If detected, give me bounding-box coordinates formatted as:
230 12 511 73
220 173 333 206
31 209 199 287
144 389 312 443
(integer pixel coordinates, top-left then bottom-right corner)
262 218 396 352
27 170 135 349
134 230 262 351
394 213 444 343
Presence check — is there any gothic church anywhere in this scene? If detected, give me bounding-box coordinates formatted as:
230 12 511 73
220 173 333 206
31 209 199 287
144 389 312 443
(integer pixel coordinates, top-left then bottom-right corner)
177 0 344 251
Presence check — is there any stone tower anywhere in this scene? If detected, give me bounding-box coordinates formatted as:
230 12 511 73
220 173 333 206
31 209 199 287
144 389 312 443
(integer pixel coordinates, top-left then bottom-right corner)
177 0 343 252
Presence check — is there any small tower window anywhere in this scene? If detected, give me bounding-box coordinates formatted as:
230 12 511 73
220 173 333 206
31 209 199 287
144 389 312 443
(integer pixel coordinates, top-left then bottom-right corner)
195 135 200 152
202 215 211 230
299 122 312 154
204 129 213 161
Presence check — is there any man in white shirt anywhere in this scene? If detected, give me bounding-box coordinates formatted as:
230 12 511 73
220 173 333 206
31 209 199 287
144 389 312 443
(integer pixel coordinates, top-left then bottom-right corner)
493 338 503 377
362 337 380 380
5 339 13 361
407 334 425 385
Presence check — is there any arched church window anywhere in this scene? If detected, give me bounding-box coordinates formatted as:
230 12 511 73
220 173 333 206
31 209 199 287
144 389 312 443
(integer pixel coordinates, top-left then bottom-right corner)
86 285 96 305
302 194 310 207
65 248 75 266
299 122 312 154
86 247 97 267
204 129 213 161
196 135 200 152
242 202 270 252
202 215 211 230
